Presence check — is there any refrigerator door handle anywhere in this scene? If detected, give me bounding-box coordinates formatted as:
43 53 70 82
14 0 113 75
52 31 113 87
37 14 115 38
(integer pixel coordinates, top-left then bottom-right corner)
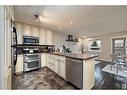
13 26 18 66
8 64 13 69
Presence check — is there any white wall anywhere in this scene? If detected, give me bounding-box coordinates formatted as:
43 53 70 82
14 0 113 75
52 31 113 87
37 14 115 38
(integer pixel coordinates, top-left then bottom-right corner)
0 5 5 89
0 6 14 89
83 31 127 60
53 31 82 53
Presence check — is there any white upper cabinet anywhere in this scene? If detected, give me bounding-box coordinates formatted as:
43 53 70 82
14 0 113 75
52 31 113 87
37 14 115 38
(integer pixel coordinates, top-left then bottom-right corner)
16 22 54 45
23 24 31 36
30 26 40 37
16 23 23 44
40 28 46 45
46 30 53 45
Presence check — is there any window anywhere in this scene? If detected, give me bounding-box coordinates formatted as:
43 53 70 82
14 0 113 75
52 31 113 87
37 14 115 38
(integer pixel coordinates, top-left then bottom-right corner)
112 37 126 55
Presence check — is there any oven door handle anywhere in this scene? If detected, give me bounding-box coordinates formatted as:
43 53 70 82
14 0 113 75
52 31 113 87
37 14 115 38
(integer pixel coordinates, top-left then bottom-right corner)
26 59 40 63
25 57 40 60
24 53 40 56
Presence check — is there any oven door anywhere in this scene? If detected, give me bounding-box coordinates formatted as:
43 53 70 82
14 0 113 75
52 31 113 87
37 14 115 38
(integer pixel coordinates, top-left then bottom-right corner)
24 59 41 72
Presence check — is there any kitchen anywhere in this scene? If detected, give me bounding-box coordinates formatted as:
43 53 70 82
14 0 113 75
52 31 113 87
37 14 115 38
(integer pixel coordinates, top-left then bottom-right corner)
0 6 98 90
13 21 98 89
1 5 127 90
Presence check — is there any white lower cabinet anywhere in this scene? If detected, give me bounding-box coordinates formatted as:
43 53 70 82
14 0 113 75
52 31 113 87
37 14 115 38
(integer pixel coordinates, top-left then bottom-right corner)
54 59 59 73
41 53 47 67
16 55 23 73
16 54 66 79
46 54 66 79
46 54 55 71
59 60 66 79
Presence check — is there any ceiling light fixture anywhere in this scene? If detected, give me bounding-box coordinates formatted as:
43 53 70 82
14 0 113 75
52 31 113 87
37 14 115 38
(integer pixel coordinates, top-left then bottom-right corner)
70 21 73 24
34 12 40 23
58 26 62 30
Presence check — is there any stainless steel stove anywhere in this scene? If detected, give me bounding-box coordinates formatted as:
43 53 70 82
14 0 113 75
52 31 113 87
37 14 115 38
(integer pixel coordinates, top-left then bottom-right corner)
23 53 41 72
23 36 41 72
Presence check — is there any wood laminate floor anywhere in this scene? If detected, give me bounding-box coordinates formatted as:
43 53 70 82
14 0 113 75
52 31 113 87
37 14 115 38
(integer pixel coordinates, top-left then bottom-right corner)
14 67 76 90
14 62 127 90
92 62 127 89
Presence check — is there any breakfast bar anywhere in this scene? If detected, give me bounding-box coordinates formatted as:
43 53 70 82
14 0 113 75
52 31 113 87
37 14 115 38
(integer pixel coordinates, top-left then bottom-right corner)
48 52 98 89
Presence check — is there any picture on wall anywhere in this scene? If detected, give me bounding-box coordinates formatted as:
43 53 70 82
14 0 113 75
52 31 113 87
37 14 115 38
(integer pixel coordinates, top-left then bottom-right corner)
88 39 101 51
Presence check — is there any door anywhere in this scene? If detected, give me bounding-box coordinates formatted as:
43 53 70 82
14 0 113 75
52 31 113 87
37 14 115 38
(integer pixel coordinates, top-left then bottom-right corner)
4 6 14 89
112 37 126 55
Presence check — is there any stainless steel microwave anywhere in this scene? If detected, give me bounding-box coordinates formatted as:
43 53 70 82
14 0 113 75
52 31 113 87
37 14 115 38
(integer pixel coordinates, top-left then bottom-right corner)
23 36 39 45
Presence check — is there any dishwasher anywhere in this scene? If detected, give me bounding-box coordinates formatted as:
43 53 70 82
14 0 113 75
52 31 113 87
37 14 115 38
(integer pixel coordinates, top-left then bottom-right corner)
66 58 83 89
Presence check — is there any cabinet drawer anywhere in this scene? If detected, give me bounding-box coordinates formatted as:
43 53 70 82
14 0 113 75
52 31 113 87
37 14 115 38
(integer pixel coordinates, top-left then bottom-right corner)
47 62 55 70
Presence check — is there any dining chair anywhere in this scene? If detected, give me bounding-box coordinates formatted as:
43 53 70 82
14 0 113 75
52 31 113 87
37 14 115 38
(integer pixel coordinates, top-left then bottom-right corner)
117 55 127 72
110 53 126 73
110 53 118 70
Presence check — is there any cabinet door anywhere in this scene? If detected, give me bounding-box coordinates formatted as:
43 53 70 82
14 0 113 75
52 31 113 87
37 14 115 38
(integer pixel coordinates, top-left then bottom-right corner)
41 54 47 67
23 24 31 36
46 54 50 68
16 55 23 73
48 63 55 71
40 29 46 45
30 26 40 37
47 54 55 70
16 23 23 44
59 60 66 79
46 30 53 45
54 59 59 73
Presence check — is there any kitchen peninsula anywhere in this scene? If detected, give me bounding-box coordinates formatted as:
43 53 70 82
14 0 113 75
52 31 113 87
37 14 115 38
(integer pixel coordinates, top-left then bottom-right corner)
47 52 98 89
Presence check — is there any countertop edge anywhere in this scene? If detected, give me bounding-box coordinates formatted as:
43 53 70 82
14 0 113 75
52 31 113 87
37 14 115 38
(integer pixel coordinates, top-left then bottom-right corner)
17 52 99 60
48 52 99 60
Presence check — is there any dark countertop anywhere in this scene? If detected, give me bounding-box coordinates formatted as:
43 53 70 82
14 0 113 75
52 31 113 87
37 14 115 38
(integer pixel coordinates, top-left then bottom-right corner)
48 52 99 60
17 52 98 60
12 44 55 47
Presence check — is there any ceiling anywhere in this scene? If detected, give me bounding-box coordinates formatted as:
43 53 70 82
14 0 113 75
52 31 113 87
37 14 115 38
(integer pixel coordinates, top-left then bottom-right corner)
14 6 127 37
